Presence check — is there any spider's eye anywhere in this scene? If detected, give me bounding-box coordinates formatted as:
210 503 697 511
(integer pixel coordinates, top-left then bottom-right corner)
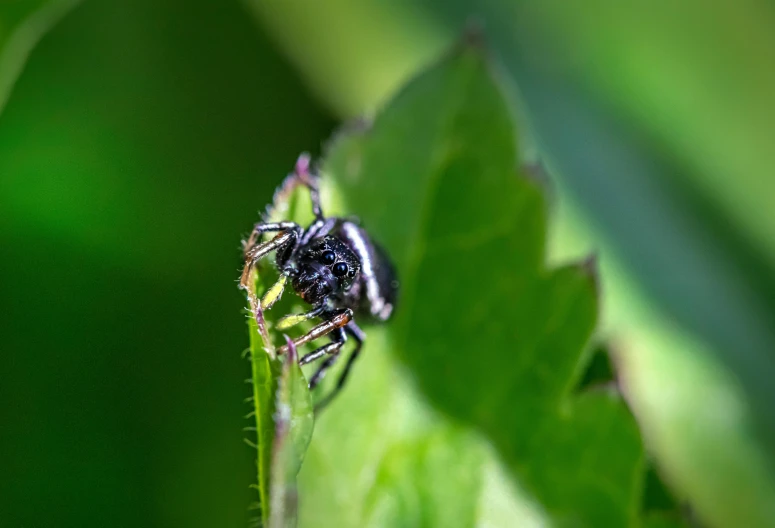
333 262 348 277
320 250 336 265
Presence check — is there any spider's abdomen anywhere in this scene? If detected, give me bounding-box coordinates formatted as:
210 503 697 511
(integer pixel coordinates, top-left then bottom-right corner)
336 222 398 322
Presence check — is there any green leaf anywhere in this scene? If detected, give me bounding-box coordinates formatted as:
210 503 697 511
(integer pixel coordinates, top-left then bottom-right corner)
256 163 486 528
245 301 313 527
246 313 281 527
428 7 775 524
248 5 775 524
0 0 80 115
269 337 314 528
360 427 484 527
323 45 644 526
295 326 488 528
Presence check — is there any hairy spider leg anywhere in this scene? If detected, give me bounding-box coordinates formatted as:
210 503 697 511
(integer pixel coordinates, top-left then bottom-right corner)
271 153 324 221
292 152 324 219
240 229 297 290
264 159 334 265
241 220 303 300
243 221 300 256
305 177 323 220
277 308 352 355
313 321 366 411
301 327 347 372
308 356 338 391
239 230 297 333
306 327 347 389
300 216 339 247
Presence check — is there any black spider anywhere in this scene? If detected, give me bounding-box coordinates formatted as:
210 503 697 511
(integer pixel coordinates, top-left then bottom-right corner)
240 154 398 409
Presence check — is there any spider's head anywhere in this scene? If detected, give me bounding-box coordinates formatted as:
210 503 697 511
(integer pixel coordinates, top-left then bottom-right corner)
292 235 360 305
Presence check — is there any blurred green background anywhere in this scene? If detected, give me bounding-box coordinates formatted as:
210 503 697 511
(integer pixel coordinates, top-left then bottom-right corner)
3 1 775 527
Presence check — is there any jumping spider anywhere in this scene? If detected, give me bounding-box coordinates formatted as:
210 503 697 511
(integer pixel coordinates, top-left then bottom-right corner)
240 154 398 408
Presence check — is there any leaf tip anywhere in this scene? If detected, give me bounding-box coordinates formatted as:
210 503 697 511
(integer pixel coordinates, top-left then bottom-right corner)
446 18 492 65
283 334 298 365
521 160 551 189
461 17 487 51
579 252 601 295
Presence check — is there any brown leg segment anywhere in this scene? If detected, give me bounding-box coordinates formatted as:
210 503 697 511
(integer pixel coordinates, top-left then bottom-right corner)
239 230 297 340
300 327 347 372
242 221 299 257
239 230 295 290
277 309 353 355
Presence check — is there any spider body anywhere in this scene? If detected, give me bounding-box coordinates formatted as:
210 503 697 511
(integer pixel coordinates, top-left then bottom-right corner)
240 155 397 409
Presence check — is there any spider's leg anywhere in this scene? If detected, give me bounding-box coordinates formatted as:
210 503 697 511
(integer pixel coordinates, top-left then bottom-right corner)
276 305 325 331
314 321 365 411
271 154 324 220
307 355 338 391
242 221 299 256
277 308 352 355
240 230 297 290
301 328 347 382
300 216 340 246
293 153 324 219
240 231 298 336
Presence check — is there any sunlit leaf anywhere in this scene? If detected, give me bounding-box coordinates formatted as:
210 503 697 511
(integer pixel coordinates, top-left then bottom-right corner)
322 44 644 526
248 4 775 524
256 162 486 528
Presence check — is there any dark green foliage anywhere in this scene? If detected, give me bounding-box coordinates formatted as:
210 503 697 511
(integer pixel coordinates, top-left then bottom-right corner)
0 1 333 527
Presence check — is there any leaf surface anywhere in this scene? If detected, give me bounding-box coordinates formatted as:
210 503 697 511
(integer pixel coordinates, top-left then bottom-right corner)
245 293 313 527
321 45 644 526
269 337 314 528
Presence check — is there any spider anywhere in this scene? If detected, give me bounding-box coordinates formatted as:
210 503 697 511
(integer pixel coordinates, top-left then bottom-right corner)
240 154 398 409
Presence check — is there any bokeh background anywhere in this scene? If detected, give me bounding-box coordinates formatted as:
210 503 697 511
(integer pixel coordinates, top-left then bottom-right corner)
2 1 775 527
